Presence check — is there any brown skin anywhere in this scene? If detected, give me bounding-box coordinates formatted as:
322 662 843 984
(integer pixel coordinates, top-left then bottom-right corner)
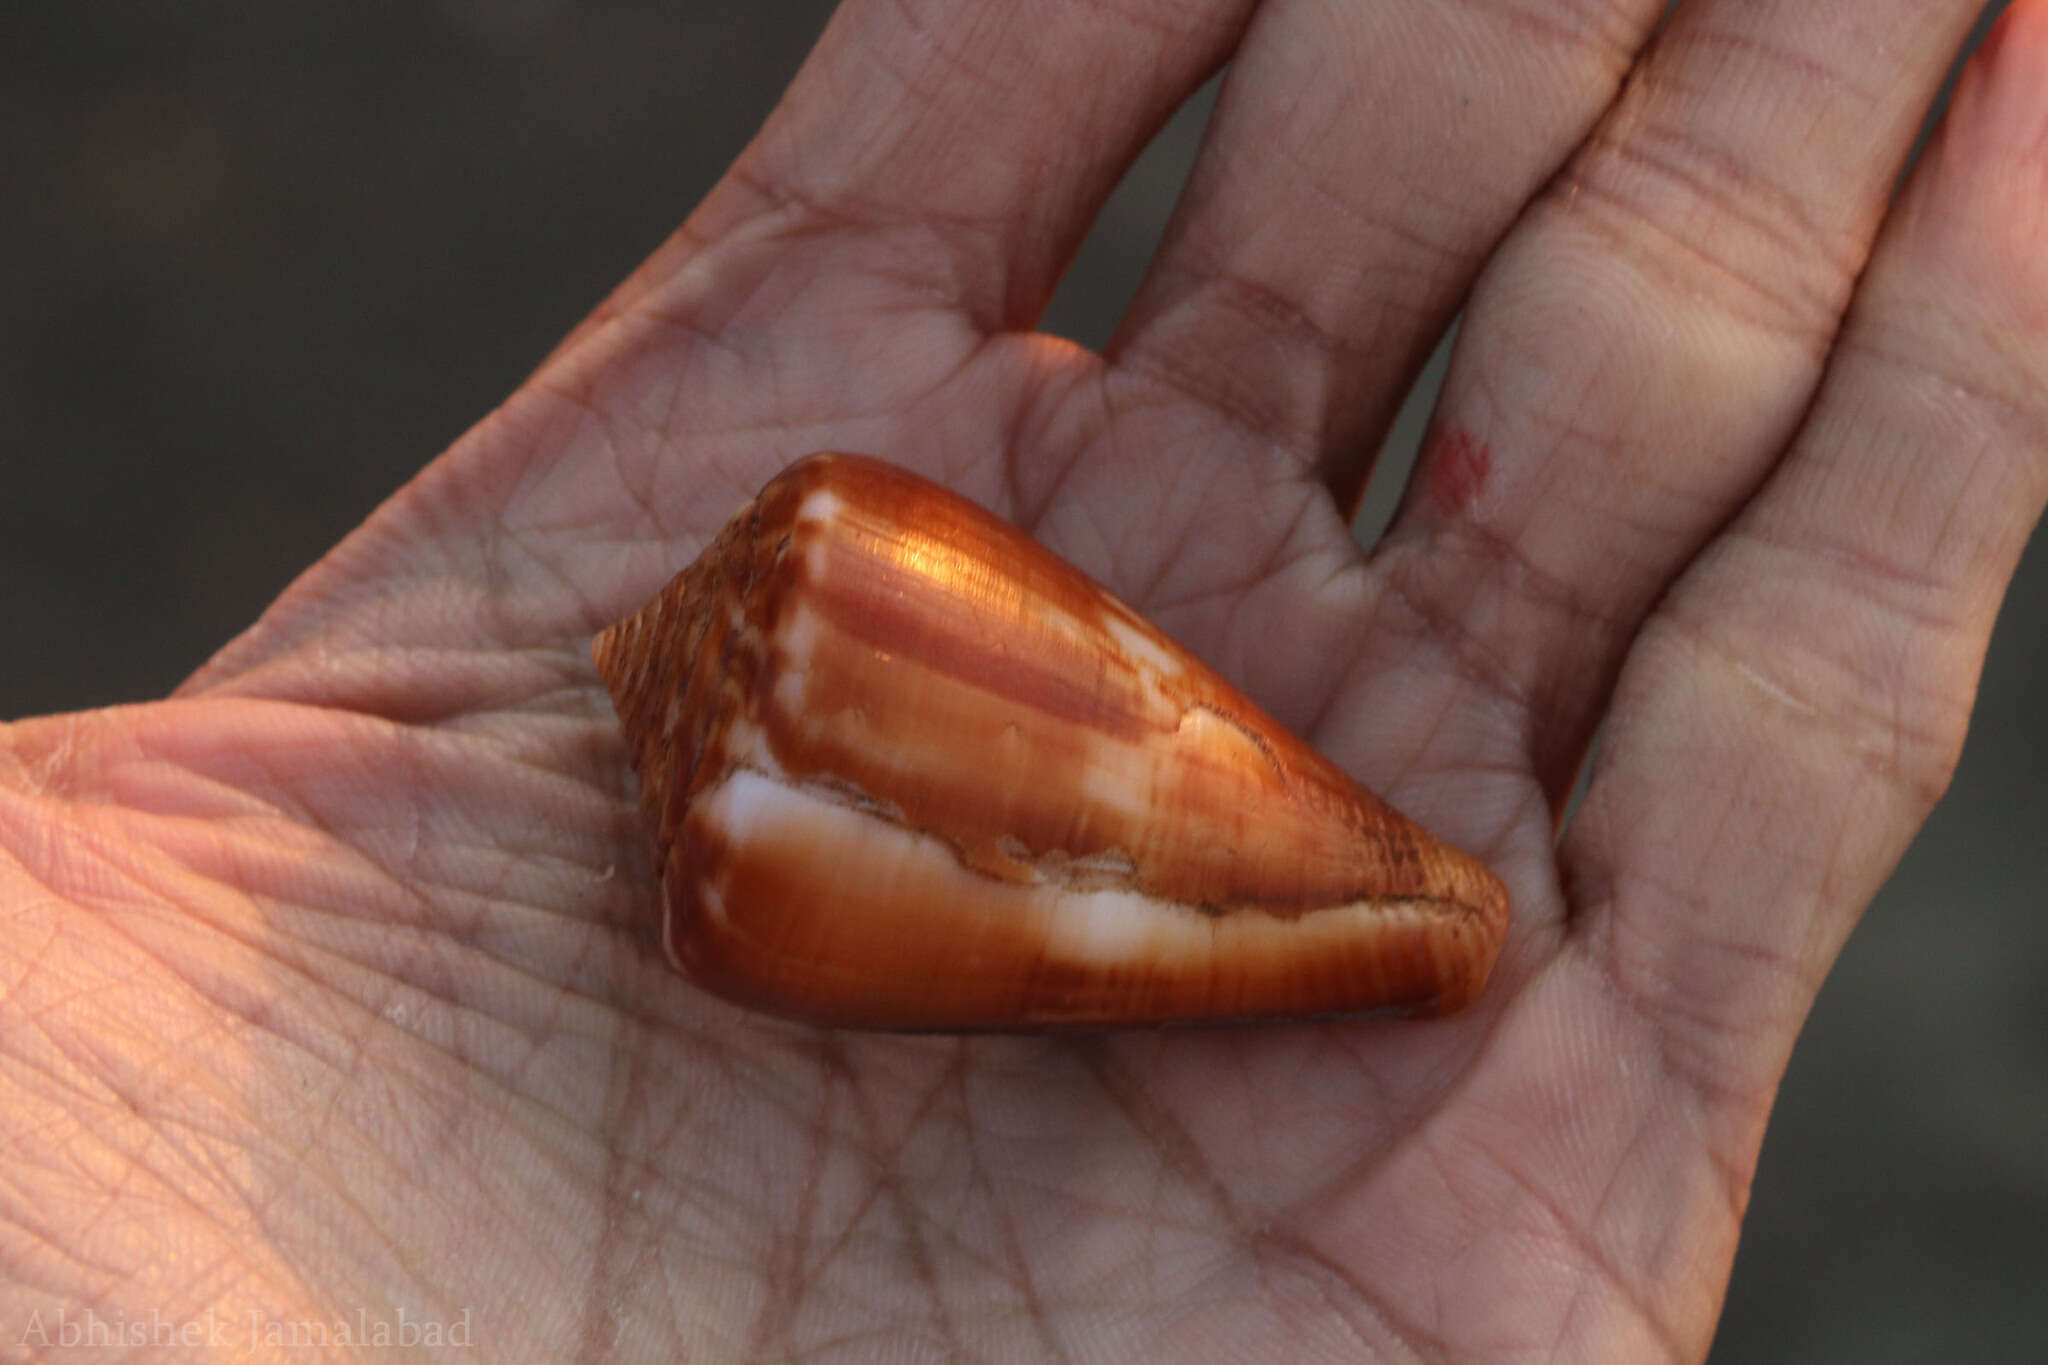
4 1 2047 1360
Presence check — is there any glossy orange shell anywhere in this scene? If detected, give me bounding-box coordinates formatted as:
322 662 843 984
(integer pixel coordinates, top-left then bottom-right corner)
592 453 1508 1029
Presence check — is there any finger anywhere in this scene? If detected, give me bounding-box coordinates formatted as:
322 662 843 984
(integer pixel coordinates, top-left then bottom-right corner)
1104 0 1661 513
1357 0 1988 804
1569 0 2048 1132
686 0 1254 334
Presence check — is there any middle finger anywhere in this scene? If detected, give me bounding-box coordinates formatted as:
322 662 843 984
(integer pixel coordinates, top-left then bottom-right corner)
1104 0 1661 514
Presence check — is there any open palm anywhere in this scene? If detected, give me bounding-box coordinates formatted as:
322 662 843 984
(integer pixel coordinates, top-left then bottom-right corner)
5 2 2046 1360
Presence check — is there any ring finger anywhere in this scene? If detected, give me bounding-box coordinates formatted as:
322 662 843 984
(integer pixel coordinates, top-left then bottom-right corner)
1347 0 1993 807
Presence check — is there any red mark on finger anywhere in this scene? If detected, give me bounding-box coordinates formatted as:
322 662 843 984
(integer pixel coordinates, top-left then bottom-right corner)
1424 424 1492 519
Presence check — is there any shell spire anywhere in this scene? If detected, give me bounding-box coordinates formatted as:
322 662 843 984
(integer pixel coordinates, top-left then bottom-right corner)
592 453 1509 1030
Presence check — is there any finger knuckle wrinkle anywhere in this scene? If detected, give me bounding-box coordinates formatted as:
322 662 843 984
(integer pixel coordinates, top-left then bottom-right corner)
1082 0 1245 46
1487 0 1647 76
1591 894 1804 1116
1754 532 1977 791
1381 516 1626 712
1840 333 2048 470
1676 600 1971 816
1562 121 1863 345
1118 325 1322 457
1199 267 1352 366
1377 558 1534 715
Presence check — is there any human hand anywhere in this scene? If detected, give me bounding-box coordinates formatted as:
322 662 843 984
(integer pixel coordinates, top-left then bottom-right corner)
4 1 2044 1360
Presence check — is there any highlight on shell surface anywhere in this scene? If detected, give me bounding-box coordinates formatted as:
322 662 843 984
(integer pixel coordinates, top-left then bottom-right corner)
591 452 1509 1030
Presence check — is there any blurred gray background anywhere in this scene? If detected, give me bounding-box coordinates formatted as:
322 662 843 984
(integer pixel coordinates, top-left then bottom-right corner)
1 2 2038 1358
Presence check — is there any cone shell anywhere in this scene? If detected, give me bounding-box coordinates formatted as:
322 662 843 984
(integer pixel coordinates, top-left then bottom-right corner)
592 453 1509 1030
